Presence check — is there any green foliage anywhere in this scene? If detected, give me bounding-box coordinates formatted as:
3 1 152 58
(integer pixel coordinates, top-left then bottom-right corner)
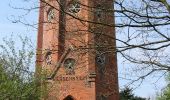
120 87 146 100
156 74 170 100
0 65 40 99
156 86 170 100
0 36 42 100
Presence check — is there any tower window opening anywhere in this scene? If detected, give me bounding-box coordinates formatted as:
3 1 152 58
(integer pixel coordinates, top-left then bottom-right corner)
45 51 52 65
96 5 103 18
47 8 55 22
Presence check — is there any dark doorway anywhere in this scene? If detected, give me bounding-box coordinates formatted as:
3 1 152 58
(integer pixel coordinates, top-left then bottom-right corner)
63 95 74 100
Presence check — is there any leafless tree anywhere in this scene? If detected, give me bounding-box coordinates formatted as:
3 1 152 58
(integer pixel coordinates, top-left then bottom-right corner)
9 0 170 88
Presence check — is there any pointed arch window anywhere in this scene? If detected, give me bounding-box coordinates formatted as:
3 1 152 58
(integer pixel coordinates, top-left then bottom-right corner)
45 51 52 65
47 8 55 22
96 5 102 18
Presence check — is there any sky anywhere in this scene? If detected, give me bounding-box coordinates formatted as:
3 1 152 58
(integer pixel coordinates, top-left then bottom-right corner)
0 0 38 40
0 0 167 99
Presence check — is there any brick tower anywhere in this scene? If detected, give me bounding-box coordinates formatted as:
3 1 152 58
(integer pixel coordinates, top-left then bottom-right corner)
36 0 119 100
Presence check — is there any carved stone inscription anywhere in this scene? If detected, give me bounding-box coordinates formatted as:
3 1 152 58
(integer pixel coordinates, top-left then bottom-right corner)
55 76 87 81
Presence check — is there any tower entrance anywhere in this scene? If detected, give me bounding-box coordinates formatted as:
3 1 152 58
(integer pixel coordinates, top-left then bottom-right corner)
63 95 75 100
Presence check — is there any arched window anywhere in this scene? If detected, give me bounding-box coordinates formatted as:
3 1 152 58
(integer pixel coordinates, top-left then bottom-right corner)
47 8 55 22
63 95 75 100
96 5 102 18
45 51 52 65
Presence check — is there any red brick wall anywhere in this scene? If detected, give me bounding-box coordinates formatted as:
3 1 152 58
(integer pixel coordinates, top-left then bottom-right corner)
36 0 119 99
